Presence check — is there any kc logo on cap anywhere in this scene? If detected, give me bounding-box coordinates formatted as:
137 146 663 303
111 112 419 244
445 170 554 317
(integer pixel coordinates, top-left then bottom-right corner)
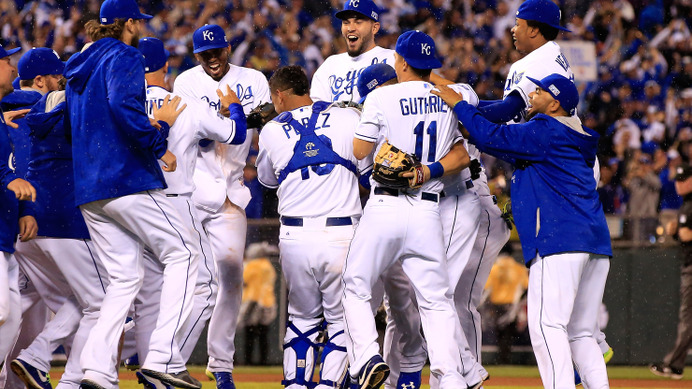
395 30 442 70
193 24 229 54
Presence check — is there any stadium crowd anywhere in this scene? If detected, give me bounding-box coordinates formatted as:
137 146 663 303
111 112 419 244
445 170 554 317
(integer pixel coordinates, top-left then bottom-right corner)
1 0 691 241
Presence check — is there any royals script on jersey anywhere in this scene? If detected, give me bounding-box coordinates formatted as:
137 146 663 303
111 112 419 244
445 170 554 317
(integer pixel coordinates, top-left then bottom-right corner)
256 104 367 218
503 41 574 123
173 64 270 211
356 82 478 193
311 46 395 103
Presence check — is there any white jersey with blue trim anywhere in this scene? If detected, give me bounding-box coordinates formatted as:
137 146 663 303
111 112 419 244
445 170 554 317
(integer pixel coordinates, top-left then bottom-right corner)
145 85 238 196
173 64 270 211
256 103 366 218
310 46 395 103
503 41 574 124
356 81 478 194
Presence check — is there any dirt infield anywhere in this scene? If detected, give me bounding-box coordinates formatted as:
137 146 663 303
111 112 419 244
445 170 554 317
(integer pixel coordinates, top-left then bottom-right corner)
83 371 692 388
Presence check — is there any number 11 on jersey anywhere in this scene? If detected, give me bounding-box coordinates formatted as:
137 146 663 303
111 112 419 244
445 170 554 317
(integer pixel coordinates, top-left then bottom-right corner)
414 120 437 162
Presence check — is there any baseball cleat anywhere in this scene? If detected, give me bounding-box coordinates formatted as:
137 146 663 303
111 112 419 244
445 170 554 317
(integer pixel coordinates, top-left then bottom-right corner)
79 379 106 389
205 369 215 381
649 363 671 378
354 355 389 389
137 371 174 389
396 370 421 389
124 354 140 371
603 347 614 364
212 372 236 389
10 359 52 389
467 381 483 389
140 369 202 389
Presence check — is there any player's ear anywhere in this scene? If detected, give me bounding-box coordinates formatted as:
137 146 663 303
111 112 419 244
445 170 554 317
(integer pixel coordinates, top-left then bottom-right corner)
372 21 380 35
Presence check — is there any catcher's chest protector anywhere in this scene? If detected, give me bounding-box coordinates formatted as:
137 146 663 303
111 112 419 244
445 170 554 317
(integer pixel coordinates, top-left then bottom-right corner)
276 101 358 184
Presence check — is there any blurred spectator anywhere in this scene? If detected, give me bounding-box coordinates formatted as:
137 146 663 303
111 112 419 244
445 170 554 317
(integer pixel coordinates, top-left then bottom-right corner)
483 244 528 364
623 153 662 240
239 242 278 365
659 149 684 228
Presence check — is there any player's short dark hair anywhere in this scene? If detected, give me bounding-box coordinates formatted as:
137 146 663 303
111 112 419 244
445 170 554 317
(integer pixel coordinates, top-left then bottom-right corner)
526 20 559 41
19 79 34 87
85 18 127 42
408 65 432 79
269 65 310 96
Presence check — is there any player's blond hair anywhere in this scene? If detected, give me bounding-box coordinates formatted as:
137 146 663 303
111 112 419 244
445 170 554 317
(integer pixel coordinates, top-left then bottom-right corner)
85 19 127 42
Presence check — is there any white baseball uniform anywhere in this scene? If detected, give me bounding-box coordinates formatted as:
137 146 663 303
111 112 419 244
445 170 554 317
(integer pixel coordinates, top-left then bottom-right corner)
343 81 474 388
256 102 368 389
310 46 394 103
136 84 244 365
173 64 270 373
0 252 20 370
384 85 486 389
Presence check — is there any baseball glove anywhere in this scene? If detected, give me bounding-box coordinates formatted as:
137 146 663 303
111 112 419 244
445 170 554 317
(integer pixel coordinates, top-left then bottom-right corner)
373 141 424 189
246 102 278 130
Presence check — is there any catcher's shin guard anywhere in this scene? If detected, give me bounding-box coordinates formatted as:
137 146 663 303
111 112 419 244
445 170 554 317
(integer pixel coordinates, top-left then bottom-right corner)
282 321 323 388
318 328 349 389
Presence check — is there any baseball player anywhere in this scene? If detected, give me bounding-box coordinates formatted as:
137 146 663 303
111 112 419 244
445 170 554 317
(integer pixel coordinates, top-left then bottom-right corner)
342 30 479 389
356 63 484 389
173 24 270 389
255 65 366 389
433 73 612 389
64 1 202 388
0 42 34 371
310 0 394 103
135 37 247 386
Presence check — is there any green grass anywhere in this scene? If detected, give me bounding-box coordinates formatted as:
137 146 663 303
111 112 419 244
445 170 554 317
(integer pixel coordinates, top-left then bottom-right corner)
86 365 691 389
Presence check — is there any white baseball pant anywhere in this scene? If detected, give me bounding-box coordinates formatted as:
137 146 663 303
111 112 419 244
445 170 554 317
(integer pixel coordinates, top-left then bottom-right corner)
134 194 217 364
0 253 21 368
200 200 246 373
528 253 610 389
342 194 468 388
455 194 510 370
79 190 199 389
279 218 355 388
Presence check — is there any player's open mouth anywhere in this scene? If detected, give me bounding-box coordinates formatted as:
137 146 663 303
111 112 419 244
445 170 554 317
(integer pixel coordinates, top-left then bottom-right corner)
348 35 359 43
209 63 221 71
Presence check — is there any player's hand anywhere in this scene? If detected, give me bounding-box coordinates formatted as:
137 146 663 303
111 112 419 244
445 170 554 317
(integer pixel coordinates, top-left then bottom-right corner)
4 109 31 129
666 220 678 236
217 85 241 118
18 215 38 242
149 118 162 130
402 165 430 187
160 150 177 172
431 84 464 108
7 178 36 202
153 95 187 127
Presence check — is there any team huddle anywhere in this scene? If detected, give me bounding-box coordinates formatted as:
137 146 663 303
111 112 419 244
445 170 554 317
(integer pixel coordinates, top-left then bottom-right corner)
0 0 614 389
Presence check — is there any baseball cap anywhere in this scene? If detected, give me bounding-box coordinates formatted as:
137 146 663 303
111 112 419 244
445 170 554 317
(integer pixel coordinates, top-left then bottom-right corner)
516 0 570 32
526 73 579 113
0 44 21 60
357 63 397 103
675 163 692 181
395 30 442 70
335 0 379 22
193 25 229 54
17 48 65 81
138 38 170 73
100 0 152 25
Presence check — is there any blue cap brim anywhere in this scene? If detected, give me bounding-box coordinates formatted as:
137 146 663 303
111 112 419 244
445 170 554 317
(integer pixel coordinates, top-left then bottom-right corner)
193 42 229 54
0 47 21 59
526 76 545 91
335 9 376 21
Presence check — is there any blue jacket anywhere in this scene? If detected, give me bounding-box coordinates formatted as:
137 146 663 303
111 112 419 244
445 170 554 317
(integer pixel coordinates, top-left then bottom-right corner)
1 90 42 179
25 92 90 239
0 115 19 254
454 101 612 264
64 38 169 205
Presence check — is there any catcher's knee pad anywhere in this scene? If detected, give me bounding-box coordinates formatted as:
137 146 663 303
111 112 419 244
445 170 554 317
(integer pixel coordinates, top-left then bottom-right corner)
318 329 349 389
282 321 323 388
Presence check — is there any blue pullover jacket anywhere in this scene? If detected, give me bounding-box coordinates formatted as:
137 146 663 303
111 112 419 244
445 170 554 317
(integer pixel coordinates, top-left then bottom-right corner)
64 38 169 205
1 90 42 179
25 91 89 239
0 114 19 254
454 101 612 264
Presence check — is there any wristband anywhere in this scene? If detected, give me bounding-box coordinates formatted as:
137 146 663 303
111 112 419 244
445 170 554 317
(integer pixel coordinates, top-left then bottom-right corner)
428 161 444 179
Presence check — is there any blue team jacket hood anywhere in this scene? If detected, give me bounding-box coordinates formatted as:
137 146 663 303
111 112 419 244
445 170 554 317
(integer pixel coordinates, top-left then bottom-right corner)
26 93 66 139
65 38 122 94
0 89 42 111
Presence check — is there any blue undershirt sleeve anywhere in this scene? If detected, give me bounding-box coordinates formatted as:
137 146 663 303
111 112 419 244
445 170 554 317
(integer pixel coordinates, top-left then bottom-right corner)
478 92 526 123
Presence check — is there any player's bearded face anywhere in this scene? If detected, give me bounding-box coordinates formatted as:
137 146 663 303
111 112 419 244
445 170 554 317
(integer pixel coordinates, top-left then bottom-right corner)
0 58 16 97
196 48 231 81
341 16 378 57
527 87 555 120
